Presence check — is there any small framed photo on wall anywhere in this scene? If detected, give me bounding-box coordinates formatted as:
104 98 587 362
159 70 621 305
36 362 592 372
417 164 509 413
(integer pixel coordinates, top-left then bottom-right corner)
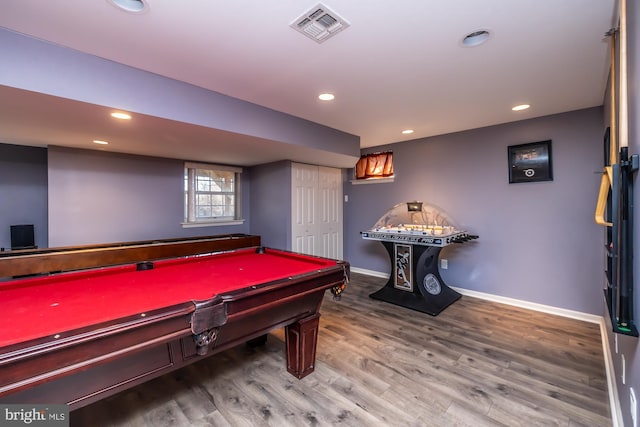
508 140 553 183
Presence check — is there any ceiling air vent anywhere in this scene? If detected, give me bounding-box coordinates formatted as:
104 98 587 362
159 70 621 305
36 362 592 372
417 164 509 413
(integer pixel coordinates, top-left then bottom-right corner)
290 3 350 43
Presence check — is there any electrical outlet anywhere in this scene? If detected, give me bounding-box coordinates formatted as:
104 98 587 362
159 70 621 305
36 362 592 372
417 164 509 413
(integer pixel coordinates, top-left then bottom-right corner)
631 388 637 427
441 259 448 269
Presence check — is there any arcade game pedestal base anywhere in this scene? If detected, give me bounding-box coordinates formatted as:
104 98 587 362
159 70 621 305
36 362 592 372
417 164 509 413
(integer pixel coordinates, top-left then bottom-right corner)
369 241 461 316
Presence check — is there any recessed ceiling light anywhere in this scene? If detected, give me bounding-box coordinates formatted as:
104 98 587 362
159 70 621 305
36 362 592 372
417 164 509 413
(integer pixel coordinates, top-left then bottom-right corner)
461 29 491 47
107 0 148 13
402 129 414 135
111 112 132 120
93 140 109 145
318 93 335 101
512 104 531 111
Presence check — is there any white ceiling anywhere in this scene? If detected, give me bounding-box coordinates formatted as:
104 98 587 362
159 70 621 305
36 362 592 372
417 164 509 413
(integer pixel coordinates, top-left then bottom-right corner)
0 0 617 166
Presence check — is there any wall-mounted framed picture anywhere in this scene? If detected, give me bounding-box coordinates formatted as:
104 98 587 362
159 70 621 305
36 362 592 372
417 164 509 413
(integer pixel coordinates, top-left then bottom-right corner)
508 140 553 183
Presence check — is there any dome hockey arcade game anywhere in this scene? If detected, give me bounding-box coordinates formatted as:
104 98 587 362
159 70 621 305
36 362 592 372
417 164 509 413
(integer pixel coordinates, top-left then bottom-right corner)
361 202 478 315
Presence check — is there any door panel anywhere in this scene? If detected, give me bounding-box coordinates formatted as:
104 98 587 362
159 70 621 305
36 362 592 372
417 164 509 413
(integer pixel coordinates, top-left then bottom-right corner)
292 164 319 255
291 163 342 259
317 166 342 259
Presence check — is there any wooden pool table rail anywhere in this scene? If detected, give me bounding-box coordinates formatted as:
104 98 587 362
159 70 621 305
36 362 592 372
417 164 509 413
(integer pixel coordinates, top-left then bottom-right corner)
0 233 261 278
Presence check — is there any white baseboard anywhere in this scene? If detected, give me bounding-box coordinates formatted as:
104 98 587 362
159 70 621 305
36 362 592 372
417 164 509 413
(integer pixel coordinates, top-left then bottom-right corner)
600 318 623 427
351 268 601 323
450 287 602 324
351 268 620 425
350 266 388 278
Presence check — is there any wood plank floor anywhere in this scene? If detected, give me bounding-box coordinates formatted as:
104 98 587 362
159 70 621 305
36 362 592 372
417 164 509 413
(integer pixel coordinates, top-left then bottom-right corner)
71 273 611 426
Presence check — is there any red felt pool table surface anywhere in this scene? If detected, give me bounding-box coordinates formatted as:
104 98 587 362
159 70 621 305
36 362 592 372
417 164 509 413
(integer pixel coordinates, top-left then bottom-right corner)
0 248 338 348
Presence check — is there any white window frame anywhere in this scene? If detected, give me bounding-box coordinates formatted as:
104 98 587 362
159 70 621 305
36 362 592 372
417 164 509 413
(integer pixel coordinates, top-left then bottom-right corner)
182 162 244 228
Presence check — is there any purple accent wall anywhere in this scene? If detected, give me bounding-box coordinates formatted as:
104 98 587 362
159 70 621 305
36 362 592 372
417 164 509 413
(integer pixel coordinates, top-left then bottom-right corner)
0 144 48 250
0 28 359 158
48 147 250 246
248 161 292 250
345 108 604 315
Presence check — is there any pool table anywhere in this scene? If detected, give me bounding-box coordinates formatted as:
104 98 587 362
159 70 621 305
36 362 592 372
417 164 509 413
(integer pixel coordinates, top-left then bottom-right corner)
0 246 349 409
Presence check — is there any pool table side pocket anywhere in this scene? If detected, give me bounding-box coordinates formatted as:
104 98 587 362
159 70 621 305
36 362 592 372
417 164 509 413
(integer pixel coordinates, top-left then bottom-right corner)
191 297 227 356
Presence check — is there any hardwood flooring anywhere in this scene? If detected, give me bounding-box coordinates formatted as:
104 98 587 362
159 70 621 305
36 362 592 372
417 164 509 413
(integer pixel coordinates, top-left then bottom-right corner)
71 273 610 426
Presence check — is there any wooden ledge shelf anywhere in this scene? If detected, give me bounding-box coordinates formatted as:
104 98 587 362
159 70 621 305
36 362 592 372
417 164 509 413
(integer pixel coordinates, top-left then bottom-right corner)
350 177 394 185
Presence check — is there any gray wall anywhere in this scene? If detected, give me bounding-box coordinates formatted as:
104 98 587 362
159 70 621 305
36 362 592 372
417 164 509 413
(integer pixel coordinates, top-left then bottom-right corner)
345 107 604 315
248 160 292 250
0 144 48 250
48 146 250 246
607 2 640 425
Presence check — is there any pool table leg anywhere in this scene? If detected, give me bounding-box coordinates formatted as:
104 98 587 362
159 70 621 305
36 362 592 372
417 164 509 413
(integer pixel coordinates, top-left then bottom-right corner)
285 313 320 379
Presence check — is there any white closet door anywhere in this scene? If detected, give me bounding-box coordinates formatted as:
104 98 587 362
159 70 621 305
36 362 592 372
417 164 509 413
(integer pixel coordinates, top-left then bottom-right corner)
317 166 343 259
291 163 343 259
292 163 318 256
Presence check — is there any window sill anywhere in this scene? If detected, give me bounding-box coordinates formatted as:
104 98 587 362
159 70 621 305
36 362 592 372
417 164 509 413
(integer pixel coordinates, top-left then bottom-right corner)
181 219 245 228
350 176 394 185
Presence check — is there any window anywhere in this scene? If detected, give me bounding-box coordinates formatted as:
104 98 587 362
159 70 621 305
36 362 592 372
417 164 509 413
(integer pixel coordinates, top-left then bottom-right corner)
184 162 243 226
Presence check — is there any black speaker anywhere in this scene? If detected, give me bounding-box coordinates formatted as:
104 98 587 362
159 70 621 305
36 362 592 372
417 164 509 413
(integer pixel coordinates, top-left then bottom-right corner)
10 224 35 250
